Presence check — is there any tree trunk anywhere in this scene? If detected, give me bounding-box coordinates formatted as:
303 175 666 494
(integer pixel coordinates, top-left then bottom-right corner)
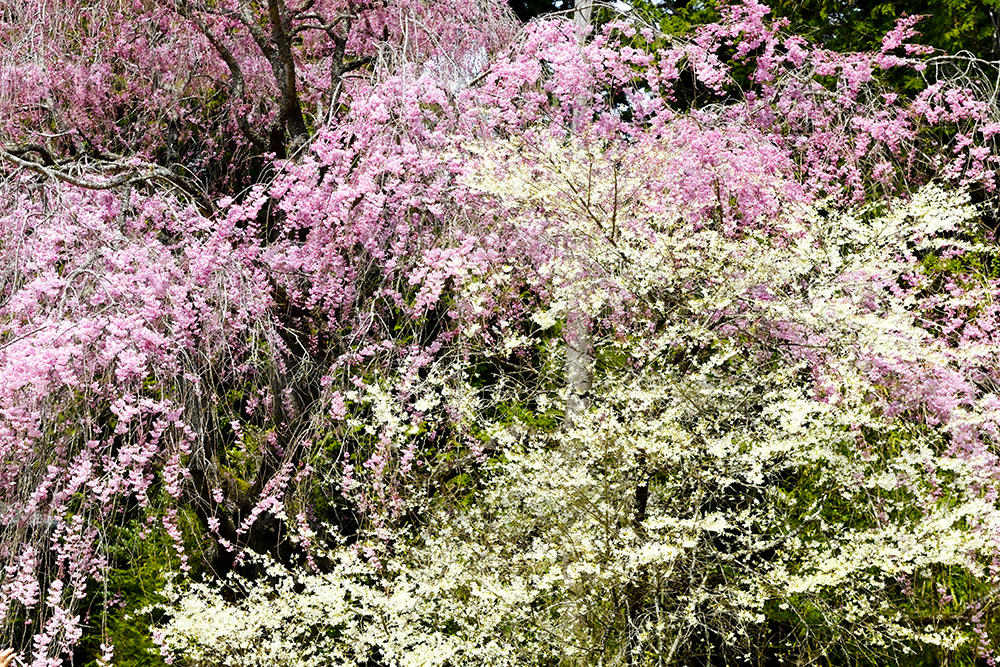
564 308 592 426
565 0 594 428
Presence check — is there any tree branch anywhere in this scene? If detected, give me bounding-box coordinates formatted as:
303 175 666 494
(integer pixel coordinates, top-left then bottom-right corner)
0 147 215 213
2 143 57 166
169 0 269 150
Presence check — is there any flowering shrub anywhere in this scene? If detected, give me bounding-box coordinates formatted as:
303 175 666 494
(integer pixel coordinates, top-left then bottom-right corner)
4 0 1000 664
160 172 1000 666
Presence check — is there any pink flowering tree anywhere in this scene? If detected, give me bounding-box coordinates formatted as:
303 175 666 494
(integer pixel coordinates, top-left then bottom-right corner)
4 0 1000 665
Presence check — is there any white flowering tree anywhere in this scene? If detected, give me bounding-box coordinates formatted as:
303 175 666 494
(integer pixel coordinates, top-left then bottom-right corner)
160 129 1000 664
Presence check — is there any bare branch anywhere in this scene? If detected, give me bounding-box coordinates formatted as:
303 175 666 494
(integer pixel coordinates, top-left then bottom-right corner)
168 0 269 150
2 143 56 166
0 147 215 213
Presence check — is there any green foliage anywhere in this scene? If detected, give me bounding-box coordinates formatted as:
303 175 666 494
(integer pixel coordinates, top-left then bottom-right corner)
618 0 1000 62
75 510 209 667
11 538 174 667
770 0 1000 59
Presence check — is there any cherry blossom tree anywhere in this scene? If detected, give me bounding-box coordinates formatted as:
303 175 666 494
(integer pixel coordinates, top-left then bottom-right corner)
4 0 1000 665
